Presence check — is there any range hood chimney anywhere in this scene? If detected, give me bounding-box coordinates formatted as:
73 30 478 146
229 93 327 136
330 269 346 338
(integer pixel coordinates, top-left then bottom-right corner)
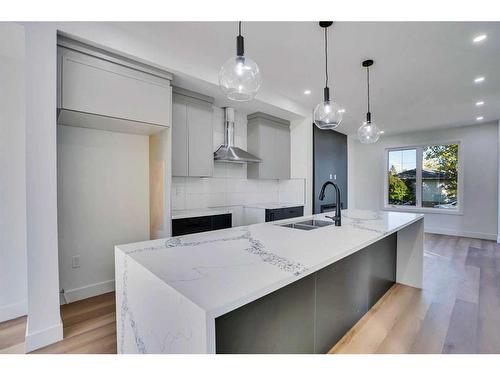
214 108 262 163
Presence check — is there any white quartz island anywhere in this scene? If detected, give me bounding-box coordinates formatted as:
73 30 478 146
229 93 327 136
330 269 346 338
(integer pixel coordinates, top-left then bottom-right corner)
115 209 424 354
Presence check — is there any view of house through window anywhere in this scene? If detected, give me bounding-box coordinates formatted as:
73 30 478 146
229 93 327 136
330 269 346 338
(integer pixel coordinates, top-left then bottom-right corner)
387 144 459 210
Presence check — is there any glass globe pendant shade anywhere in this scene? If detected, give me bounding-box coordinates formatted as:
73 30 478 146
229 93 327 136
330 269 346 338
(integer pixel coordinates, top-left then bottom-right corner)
313 99 343 130
219 55 262 102
357 121 381 144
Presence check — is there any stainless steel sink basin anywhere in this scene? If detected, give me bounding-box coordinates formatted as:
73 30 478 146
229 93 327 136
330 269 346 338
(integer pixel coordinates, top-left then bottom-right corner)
278 219 334 230
295 220 334 227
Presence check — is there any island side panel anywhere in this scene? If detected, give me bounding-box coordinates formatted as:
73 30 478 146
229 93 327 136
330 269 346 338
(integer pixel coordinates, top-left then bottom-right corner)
115 248 210 353
214 234 397 354
396 217 424 288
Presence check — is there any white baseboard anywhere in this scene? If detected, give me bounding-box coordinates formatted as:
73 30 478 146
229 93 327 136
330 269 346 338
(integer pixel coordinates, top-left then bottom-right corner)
0 299 27 323
62 279 115 304
25 318 63 353
425 228 497 241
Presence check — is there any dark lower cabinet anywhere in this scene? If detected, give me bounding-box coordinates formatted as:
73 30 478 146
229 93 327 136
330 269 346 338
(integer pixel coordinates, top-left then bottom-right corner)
215 233 397 353
172 213 232 236
314 234 396 353
215 273 316 354
265 206 304 222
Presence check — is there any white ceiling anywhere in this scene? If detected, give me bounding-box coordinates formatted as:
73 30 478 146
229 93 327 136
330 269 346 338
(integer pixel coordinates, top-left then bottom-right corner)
114 21 500 135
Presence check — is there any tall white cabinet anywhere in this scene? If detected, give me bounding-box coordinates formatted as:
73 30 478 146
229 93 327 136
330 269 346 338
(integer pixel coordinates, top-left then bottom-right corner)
172 87 214 177
247 112 291 180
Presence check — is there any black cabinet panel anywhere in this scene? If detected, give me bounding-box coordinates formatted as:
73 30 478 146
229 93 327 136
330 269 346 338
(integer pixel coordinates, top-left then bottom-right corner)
314 234 396 353
313 126 347 214
367 234 397 307
216 273 315 354
212 214 232 231
265 206 304 222
172 213 232 236
315 249 370 353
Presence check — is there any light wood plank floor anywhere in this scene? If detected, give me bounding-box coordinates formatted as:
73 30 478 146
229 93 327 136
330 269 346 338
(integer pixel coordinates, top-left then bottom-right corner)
1 234 499 354
0 292 117 354
331 234 500 353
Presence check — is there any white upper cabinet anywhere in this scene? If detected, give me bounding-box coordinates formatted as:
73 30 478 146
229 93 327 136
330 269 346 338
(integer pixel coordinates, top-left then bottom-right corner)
172 87 214 177
247 113 291 180
57 37 173 134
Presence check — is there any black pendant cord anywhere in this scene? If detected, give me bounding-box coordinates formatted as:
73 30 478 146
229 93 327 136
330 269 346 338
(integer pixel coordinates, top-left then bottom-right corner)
324 27 329 89
366 66 371 123
323 26 331 102
236 21 244 57
319 22 334 102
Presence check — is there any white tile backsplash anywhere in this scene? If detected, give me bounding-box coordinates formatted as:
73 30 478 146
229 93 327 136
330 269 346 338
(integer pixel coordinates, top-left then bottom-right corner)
172 176 305 211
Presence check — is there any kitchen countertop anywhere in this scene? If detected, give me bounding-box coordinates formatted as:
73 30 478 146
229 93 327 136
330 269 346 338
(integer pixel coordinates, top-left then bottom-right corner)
116 209 424 319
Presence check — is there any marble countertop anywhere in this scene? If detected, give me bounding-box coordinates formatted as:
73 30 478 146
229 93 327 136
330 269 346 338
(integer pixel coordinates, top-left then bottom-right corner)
117 209 423 318
171 208 233 220
243 202 304 210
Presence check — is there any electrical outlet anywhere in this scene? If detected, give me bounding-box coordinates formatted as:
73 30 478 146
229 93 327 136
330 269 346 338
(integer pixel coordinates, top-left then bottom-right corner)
72 255 80 269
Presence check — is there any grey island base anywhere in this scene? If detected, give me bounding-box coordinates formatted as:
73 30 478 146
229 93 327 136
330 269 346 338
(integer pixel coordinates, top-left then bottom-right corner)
115 210 424 354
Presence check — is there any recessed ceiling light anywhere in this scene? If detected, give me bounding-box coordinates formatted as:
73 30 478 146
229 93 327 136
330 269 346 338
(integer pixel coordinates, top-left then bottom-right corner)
476 116 484 121
473 34 487 43
474 76 485 83
303 90 311 95
476 101 485 106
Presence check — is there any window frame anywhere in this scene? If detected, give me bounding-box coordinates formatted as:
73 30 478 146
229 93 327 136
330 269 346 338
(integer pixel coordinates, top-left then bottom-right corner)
383 141 463 215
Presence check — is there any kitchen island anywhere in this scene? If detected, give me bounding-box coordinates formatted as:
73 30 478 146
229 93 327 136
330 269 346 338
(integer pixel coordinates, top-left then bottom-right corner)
115 209 424 354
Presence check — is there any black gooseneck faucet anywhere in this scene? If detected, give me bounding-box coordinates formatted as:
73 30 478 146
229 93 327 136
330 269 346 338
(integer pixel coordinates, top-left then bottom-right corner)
319 181 342 226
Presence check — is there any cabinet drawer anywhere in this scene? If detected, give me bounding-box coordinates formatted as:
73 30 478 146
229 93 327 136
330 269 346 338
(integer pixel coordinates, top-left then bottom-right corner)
212 214 232 231
172 216 212 236
265 206 304 222
172 213 232 236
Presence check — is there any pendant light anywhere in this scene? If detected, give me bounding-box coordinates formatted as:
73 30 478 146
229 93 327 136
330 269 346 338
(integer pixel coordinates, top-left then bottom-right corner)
357 59 382 144
219 21 262 102
313 21 343 130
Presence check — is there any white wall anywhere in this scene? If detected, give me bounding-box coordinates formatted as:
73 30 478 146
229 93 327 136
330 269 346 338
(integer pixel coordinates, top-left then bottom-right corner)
172 107 306 226
57 126 150 303
349 122 498 240
0 23 27 322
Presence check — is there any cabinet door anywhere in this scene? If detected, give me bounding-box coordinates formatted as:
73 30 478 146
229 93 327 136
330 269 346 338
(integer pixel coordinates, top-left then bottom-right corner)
314 249 369 353
61 50 171 126
211 214 232 230
172 100 188 176
274 125 291 179
258 124 276 179
187 103 213 177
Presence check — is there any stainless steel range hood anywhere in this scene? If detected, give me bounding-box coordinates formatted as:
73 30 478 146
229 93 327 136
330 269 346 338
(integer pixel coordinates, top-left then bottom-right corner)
214 108 262 163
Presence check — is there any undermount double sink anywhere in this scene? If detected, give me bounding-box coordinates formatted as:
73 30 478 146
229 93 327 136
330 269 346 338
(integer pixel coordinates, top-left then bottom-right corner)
278 219 335 231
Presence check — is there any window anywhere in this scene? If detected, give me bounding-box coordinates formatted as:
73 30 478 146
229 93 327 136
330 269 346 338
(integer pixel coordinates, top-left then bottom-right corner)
386 143 460 211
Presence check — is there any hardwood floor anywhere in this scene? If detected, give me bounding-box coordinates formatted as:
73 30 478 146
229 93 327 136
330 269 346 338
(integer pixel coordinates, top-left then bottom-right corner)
330 234 500 354
0 234 499 354
0 292 117 354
